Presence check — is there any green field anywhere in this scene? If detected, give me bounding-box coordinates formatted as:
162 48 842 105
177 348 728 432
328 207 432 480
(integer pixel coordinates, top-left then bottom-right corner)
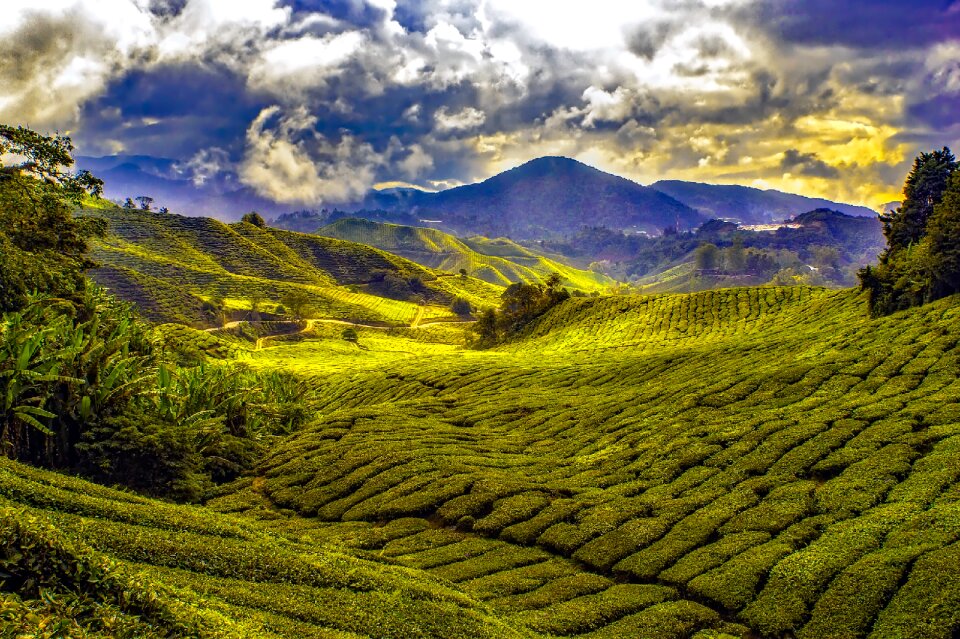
85 208 503 327
6 282 960 638
320 218 613 292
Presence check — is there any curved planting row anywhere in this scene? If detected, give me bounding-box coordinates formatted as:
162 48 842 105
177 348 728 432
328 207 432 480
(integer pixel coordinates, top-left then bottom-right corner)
242 288 960 638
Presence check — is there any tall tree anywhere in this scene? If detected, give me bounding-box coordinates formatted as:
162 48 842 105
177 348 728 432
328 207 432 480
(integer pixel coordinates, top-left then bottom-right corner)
880 148 956 255
860 147 958 315
926 171 960 300
0 125 105 312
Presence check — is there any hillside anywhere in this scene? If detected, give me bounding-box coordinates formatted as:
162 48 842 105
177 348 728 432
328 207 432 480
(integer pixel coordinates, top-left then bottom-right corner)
10 284 960 637
319 218 613 290
221 286 960 638
357 157 704 238
653 180 877 223
86 207 502 327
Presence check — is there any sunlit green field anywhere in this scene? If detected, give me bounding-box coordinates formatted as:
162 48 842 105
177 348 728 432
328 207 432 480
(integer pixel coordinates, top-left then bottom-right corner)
321 218 613 292
84 207 503 327
6 285 960 638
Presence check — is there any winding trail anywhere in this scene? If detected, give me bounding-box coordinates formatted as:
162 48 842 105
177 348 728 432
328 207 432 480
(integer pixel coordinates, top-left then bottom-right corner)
205 315 475 351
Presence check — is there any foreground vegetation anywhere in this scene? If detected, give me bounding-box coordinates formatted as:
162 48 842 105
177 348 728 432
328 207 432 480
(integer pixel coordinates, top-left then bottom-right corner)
3 125 960 638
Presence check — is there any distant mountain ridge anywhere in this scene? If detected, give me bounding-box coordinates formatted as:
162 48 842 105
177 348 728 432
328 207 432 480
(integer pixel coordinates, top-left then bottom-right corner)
358 157 704 239
79 153 878 237
652 180 877 223
76 154 288 219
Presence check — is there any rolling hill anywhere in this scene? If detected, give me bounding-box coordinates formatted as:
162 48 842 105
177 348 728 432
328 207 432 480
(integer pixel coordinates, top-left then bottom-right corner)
8 283 960 638
653 180 877 223
319 218 613 290
85 207 503 327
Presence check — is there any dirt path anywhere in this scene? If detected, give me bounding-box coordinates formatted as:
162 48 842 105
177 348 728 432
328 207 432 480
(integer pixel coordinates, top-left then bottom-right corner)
210 315 474 351
411 306 426 329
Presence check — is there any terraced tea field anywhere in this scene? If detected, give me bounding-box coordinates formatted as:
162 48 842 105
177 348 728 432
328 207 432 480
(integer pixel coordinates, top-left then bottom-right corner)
7 284 960 638
224 286 960 638
321 218 612 291
85 208 502 326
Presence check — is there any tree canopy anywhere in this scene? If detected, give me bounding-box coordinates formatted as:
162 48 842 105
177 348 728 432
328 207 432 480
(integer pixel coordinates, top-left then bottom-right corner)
0 125 107 312
860 147 960 315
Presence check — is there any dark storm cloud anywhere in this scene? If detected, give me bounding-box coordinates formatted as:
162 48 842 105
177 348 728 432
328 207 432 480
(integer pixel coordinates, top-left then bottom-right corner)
77 64 267 158
148 0 188 18
280 0 382 25
626 22 673 60
748 0 960 50
907 94 960 130
780 149 840 179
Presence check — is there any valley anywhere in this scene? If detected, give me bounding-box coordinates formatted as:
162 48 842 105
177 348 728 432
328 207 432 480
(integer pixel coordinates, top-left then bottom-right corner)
5 282 960 638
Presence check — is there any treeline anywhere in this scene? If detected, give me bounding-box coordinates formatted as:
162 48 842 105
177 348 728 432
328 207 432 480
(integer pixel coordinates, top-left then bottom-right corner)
860 148 960 315
0 125 317 500
540 208 884 286
472 273 569 347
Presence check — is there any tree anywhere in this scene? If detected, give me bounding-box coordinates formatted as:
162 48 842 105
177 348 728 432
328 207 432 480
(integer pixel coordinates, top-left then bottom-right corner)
458 268 468 278
859 147 958 315
0 124 106 312
341 328 359 343
472 272 569 347
158 206 170 214
880 148 956 254
926 171 960 300
122 198 136 209
242 211 266 227
723 237 747 274
694 243 719 271
135 196 153 211
451 296 472 316
280 290 312 319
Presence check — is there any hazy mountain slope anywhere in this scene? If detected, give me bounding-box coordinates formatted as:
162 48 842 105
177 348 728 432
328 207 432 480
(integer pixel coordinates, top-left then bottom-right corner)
653 180 877 223
76 154 288 219
361 157 704 238
87 208 502 326
236 286 960 638
320 218 613 290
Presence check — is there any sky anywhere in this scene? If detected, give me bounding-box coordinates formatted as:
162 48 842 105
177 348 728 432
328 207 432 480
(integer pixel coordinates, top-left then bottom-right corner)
1 0 959 210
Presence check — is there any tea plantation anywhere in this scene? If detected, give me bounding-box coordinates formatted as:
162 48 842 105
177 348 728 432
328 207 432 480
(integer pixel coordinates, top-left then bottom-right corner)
221 286 960 638
84 208 503 326
6 281 957 637
320 218 612 291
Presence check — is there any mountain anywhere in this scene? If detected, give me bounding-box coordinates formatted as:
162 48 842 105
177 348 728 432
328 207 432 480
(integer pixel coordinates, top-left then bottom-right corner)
363 157 704 239
652 180 877 223
319 217 613 290
76 154 289 219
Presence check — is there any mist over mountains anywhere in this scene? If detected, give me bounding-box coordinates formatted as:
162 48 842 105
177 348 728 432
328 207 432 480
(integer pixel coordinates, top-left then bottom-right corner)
78 154 878 239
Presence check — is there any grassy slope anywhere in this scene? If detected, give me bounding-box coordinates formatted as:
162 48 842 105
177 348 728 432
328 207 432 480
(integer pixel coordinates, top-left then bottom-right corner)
87 208 502 326
0 459 526 639
232 286 960 638
6 284 960 638
320 218 612 291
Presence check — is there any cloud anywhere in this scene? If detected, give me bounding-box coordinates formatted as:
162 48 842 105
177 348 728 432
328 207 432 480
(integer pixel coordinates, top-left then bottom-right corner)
239 105 389 204
434 106 486 132
779 149 840 179
2 0 957 214
179 147 232 185
745 0 960 50
248 31 367 96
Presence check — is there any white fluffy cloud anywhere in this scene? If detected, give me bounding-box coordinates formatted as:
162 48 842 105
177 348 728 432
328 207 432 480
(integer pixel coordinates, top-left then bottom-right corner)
0 0 954 209
239 105 389 204
434 107 487 132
